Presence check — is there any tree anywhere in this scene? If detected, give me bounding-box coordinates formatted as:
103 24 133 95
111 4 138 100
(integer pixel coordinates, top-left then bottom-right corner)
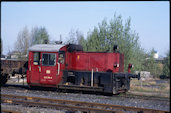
65 29 85 46
143 48 162 77
86 26 102 52
14 26 30 59
163 50 170 77
30 26 50 46
14 26 50 60
65 29 76 44
76 30 85 45
83 14 145 72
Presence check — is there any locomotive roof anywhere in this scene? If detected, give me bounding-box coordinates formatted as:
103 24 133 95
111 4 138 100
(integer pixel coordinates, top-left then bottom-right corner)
28 44 65 52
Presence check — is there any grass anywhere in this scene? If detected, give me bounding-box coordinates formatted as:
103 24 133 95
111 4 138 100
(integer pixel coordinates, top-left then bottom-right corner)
129 78 170 97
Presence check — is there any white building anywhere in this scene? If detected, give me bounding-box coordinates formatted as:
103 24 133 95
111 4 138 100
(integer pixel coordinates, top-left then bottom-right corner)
153 51 159 59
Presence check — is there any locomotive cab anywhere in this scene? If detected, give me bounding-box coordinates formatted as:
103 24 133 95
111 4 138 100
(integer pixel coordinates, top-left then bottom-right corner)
27 44 65 87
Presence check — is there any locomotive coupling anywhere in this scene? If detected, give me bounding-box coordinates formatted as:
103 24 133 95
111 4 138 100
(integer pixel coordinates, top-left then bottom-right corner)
127 73 141 80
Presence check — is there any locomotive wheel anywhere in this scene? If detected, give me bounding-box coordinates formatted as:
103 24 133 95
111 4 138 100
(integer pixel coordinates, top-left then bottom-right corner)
0 74 8 86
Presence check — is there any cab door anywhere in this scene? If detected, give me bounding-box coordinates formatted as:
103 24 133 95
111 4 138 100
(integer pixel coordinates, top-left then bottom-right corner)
29 52 41 84
40 52 58 85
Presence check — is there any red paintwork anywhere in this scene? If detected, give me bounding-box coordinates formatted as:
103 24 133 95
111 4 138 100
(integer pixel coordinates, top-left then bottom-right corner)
40 52 57 85
27 44 124 87
27 51 62 86
65 52 122 72
27 52 40 84
61 45 124 73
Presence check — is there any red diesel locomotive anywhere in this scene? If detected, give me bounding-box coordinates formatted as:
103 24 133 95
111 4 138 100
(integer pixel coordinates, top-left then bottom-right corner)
27 44 140 94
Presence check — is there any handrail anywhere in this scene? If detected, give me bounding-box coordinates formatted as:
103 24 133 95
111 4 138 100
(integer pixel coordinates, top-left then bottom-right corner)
57 62 60 75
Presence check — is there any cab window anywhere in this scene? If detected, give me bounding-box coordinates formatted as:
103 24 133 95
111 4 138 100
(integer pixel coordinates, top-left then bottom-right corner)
58 51 65 64
33 52 40 65
42 53 56 66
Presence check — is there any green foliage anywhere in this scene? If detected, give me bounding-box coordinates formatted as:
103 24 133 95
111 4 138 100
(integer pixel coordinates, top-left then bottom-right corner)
64 13 166 76
78 36 87 51
163 50 170 77
30 26 50 46
80 14 145 72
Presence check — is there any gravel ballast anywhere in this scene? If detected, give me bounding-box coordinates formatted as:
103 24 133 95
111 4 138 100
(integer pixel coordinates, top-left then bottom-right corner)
1 84 170 112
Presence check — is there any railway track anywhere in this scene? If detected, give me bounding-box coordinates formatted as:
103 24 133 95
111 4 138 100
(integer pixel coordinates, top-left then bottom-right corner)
1 94 169 113
2 84 170 102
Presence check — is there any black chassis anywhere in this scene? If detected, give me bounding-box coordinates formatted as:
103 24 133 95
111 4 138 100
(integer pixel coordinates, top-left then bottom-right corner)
62 70 140 94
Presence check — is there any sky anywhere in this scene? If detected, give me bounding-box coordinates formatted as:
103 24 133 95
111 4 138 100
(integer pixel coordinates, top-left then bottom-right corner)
1 1 170 57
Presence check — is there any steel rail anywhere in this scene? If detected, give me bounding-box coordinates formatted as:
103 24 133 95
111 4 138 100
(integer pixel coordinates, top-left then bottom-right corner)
2 99 124 113
1 94 169 113
1 109 21 113
2 84 169 102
